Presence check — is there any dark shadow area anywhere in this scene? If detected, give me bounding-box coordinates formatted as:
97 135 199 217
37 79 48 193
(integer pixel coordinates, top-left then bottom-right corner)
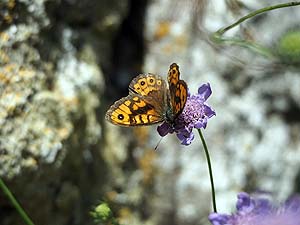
103 0 148 101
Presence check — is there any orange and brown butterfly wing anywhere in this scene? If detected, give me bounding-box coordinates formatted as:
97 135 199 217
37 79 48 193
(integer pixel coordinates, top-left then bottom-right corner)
129 73 166 96
106 74 169 126
168 63 180 86
167 63 188 118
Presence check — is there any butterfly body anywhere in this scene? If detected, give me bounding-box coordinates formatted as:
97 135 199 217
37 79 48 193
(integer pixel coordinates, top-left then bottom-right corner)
105 63 187 127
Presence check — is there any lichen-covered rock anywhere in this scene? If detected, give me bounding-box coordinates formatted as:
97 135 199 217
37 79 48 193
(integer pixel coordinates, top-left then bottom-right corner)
0 0 128 224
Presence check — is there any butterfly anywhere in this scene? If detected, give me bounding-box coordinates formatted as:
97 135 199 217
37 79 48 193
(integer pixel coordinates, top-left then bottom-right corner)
105 63 188 127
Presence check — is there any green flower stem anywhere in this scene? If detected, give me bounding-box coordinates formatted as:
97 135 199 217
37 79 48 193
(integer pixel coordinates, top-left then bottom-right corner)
0 178 35 225
197 129 217 213
212 36 275 58
216 2 300 36
212 1 300 58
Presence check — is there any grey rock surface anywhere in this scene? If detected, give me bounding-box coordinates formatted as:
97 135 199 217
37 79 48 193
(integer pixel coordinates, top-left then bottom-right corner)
0 0 128 224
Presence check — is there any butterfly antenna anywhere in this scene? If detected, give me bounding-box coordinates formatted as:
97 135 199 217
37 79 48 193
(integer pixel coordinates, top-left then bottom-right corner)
154 137 163 150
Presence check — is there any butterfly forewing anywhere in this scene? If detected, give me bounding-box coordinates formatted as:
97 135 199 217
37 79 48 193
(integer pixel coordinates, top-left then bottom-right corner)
168 63 180 86
167 63 188 119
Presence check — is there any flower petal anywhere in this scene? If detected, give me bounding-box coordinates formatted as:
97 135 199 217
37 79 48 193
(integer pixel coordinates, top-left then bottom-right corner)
195 119 207 129
237 192 253 212
285 196 300 212
198 83 212 100
204 104 216 118
209 192 300 225
157 122 173 137
177 131 194 145
208 213 231 225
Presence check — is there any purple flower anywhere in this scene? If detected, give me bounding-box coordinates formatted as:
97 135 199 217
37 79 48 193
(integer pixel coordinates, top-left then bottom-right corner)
209 192 300 225
157 83 216 145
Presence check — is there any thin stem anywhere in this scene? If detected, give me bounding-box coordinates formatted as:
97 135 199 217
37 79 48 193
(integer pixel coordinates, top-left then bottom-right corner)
212 36 275 58
217 2 300 36
0 178 35 225
212 1 300 58
197 129 217 213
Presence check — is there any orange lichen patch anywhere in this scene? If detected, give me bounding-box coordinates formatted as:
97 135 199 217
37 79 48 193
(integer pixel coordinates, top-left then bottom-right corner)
174 34 187 49
0 64 37 87
161 34 188 55
0 32 10 42
118 207 134 224
106 191 118 201
2 92 24 114
1 66 18 85
22 157 38 168
62 96 79 108
0 0 16 24
18 68 36 79
4 14 13 24
4 63 14 71
161 44 173 55
0 72 10 85
154 21 171 40
43 127 52 135
138 149 157 185
0 63 41 120
8 0 16 9
57 127 71 139
0 110 8 119
0 50 10 64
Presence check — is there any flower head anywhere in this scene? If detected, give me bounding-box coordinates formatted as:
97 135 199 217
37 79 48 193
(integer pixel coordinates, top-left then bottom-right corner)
157 83 216 145
209 192 300 225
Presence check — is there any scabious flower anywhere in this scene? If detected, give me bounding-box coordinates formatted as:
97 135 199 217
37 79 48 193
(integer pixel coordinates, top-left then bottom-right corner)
209 192 300 225
157 83 216 145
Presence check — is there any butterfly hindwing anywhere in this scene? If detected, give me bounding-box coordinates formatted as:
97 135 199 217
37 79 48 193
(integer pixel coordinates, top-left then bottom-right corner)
106 74 168 126
172 80 187 115
129 73 167 96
